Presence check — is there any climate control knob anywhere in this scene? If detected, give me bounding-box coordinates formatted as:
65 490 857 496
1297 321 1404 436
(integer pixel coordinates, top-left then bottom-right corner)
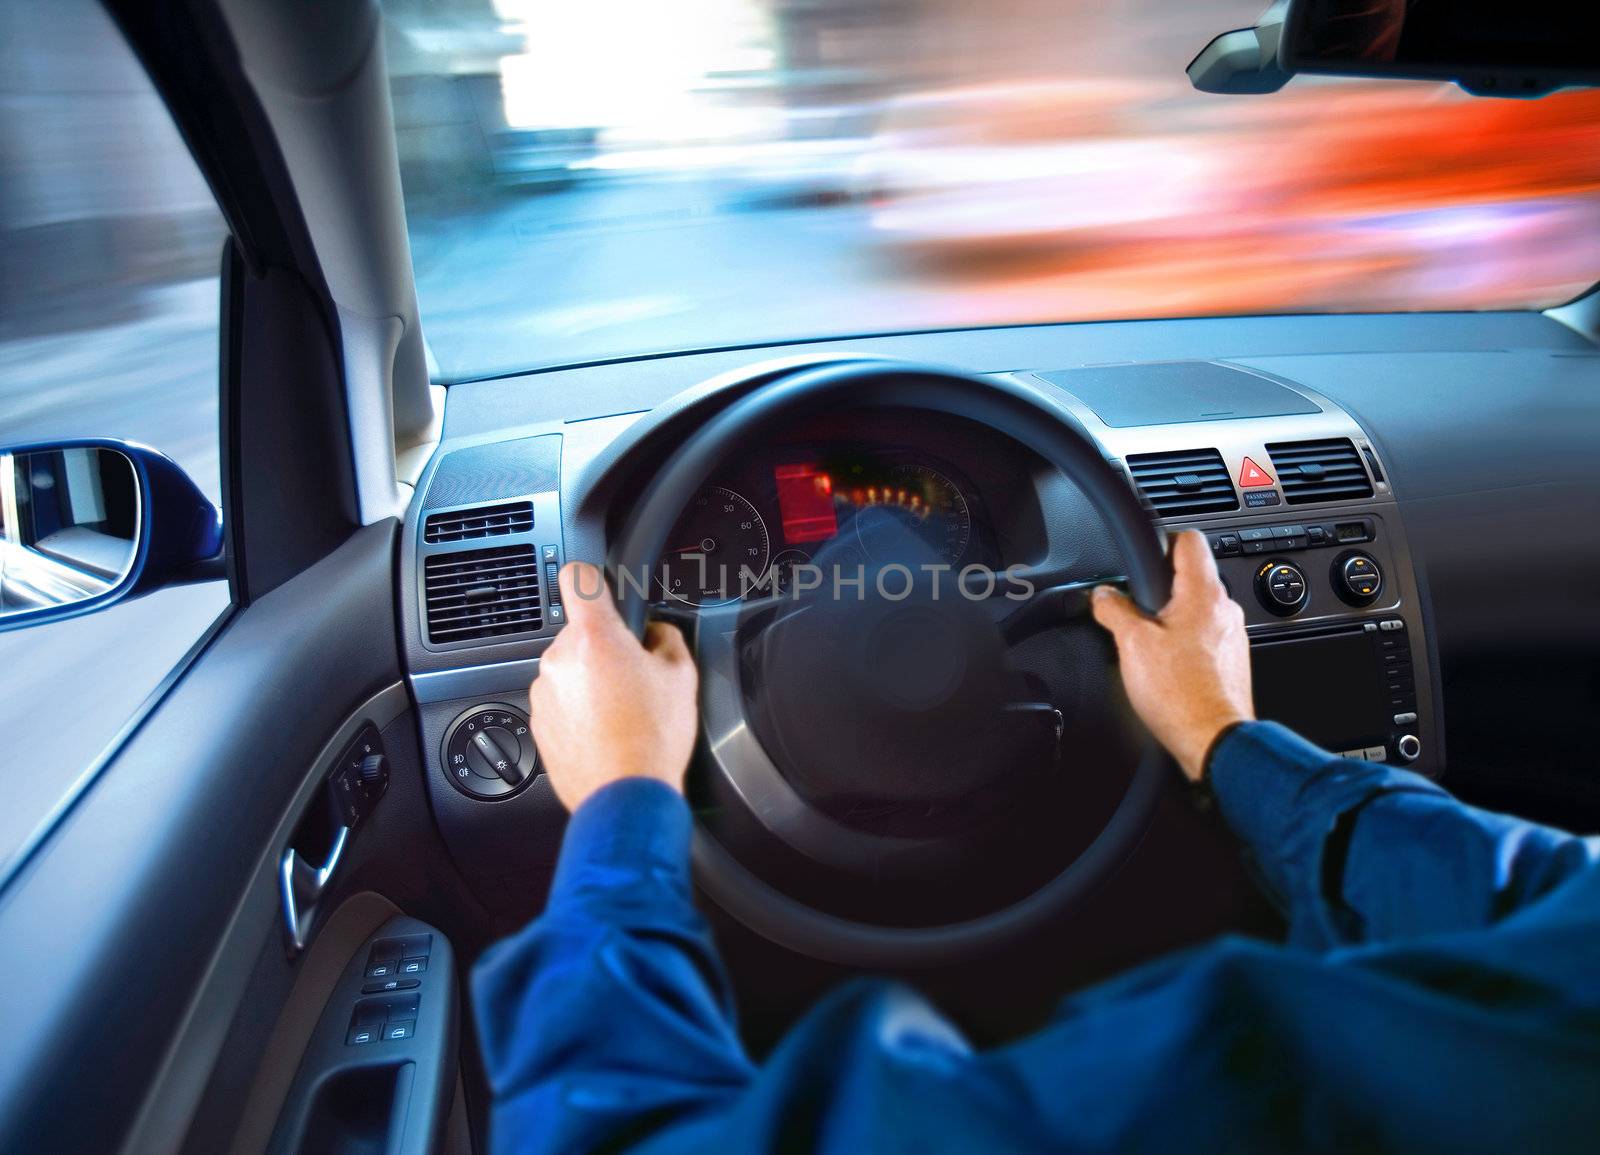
1332 551 1384 606
1255 559 1309 615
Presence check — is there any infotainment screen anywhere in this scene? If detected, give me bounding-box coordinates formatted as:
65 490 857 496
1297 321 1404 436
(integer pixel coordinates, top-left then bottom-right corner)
1250 629 1391 752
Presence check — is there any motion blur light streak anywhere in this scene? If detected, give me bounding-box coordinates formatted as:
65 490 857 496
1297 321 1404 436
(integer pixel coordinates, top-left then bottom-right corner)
380 0 1600 379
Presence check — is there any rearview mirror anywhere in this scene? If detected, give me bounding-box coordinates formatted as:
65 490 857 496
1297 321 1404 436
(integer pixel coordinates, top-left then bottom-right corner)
1192 1 1599 99
0 440 222 631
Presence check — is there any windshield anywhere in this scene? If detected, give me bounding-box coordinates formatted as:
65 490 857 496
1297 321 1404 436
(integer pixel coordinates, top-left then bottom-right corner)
381 0 1600 381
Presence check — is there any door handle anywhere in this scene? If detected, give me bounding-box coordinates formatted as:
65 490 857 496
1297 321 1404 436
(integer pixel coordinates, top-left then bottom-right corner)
279 825 349 954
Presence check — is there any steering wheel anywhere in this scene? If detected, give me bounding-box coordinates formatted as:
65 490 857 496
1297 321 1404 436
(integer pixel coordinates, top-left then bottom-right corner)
609 359 1172 968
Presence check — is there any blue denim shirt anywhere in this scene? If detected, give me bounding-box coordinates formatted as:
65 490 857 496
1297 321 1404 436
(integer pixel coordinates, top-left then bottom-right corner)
474 723 1600 1153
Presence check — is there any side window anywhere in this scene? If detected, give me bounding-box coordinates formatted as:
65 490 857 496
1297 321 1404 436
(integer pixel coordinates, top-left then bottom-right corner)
0 0 229 864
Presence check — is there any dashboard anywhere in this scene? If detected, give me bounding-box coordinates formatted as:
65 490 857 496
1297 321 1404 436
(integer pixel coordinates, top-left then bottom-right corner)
394 309 1600 912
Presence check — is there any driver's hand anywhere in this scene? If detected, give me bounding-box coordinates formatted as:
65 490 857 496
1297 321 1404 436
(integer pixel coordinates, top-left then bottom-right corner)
528 562 699 812
1091 530 1254 782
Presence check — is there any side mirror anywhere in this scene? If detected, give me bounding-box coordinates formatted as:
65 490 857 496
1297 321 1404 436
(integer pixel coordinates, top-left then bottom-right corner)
0 439 222 631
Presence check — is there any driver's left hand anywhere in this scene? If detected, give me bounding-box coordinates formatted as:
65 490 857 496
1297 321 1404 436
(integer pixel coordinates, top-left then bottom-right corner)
528 562 700 813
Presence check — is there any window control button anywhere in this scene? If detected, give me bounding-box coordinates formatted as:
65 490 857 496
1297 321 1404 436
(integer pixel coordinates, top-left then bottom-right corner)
361 978 421 994
347 1024 380 1046
385 1020 416 1041
365 960 396 979
393 933 433 958
398 956 428 976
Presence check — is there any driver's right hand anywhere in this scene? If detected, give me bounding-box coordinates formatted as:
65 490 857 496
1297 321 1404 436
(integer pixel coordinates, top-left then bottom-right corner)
1091 530 1256 782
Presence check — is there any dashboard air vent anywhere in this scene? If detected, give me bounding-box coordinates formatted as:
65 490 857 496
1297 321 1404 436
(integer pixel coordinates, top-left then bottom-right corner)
1266 438 1374 505
1125 448 1239 517
424 545 541 643
424 500 534 544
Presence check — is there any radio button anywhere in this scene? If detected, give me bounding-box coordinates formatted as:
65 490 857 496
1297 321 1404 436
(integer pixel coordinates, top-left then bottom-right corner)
1393 711 1419 725
1396 734 1422 763
1362 746 1389 762
1379 618 1405 632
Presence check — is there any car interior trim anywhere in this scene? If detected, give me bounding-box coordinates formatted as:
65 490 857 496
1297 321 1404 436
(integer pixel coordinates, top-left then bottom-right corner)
410 656 545 706
119 683 411 1155
217 890 401 1155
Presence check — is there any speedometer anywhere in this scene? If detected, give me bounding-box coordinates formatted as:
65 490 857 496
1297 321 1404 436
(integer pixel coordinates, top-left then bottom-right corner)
657 487 772 606
851 463 971 565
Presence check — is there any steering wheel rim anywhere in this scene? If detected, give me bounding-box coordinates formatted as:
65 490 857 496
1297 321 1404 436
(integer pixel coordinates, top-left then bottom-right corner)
609 358 1172 968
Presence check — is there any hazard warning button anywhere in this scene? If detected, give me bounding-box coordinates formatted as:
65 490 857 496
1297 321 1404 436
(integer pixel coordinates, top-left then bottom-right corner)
1238 457 1274 488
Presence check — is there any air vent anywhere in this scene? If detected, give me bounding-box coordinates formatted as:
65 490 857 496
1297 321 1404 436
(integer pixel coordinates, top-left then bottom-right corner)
424 545 541 643
1266 438 1374 505
424 501 534 544
1125 448 1239 517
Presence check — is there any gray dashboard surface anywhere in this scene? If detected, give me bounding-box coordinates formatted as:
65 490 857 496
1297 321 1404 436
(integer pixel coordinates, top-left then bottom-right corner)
442 312 1593 435
436 305 1600 685
1229 346 1600 657
1033 361 1320 427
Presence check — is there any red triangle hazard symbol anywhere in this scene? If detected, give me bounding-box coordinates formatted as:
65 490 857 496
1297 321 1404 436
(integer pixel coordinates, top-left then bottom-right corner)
1239 457 1274 487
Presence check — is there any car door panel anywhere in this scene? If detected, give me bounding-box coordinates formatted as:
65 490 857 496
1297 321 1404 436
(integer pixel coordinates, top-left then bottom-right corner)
171 703 499 1155
0 520 402 1152
261 914 457 1155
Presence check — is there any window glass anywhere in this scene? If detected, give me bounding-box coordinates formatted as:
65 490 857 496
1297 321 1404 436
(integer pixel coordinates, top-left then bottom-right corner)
0 0 229 873
379 0 1600 380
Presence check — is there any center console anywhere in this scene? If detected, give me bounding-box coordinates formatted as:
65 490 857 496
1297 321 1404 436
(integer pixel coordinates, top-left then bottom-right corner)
1031 359 1440 774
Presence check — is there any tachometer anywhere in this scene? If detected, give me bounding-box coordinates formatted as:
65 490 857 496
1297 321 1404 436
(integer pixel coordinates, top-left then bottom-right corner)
657 487 772 606
850 463 971 565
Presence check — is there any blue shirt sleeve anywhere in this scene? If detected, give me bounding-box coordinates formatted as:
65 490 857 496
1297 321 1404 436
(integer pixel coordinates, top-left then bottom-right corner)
472 778 755 1155
474 737 1600 1154
1208 721 1600 949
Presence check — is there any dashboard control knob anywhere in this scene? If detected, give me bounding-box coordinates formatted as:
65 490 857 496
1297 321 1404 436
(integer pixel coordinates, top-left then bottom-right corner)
1396 733 1421 763
1255 559 1309 615
442 704 538 800
358 753 390 790
1332 551 1384 606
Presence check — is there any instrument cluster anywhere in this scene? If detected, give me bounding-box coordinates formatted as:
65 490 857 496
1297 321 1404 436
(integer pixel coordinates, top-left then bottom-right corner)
655 444 994 607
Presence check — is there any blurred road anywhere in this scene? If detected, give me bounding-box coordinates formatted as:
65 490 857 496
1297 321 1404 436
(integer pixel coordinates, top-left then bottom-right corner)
409 176 911 378
410 92 1600 383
